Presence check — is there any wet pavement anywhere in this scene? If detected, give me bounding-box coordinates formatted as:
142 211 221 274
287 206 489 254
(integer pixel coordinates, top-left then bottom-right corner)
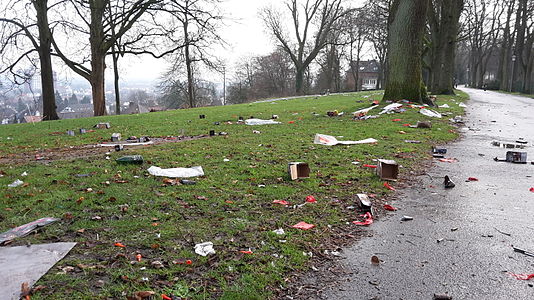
324 88 534 299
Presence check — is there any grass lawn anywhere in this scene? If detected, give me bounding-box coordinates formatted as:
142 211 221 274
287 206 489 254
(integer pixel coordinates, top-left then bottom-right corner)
0 91 467 299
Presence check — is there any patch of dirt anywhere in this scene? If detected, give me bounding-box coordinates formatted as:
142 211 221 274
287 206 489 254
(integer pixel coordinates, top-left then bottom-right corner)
0 135 215 165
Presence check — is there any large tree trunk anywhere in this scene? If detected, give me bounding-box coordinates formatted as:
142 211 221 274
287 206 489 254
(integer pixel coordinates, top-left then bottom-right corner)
90 0 107 116
183 12 195 108
383 0 430 103
112 46 120 115
34 0 58 121
295 66 305 95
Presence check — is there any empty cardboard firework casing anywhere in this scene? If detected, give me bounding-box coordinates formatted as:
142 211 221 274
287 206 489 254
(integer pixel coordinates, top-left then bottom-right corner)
356 194 373 214
288 162 310 180
79 128 86 134
377 159 399 181
111 133 121 142
506 151 527 163
95 122 110 129
66 130 75 136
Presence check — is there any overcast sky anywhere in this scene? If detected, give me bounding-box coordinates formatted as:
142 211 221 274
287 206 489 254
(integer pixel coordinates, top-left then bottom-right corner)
106 0 366 85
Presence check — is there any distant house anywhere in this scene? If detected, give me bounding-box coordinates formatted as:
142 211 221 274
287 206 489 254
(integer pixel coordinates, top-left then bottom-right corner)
59 104 93 119
345 60 381 91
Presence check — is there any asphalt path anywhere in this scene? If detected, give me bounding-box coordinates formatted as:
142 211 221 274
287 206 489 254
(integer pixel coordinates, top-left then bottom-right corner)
323 88 534 300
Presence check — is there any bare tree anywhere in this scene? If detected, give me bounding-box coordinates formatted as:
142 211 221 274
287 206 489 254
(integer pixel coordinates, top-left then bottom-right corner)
362 0 390 90
261 0 346 95
0 0 59 120
383 0 430 103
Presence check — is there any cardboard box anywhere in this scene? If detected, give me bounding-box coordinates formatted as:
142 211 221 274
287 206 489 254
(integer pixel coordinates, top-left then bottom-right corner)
506 151 527 163
377 159 399 181
111 133 121 142
288 162 310 180
95 122 110 129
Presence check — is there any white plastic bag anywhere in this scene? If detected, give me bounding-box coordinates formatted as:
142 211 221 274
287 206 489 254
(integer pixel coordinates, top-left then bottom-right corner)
245 119 281 125
419 108 442 118
194 242 215 256
147 166 204 178
314 134 377 146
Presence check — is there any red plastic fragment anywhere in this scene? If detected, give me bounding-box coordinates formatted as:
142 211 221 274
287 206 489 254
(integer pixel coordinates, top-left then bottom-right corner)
288 121 295 124
292 222 315 230
273 200 289 205
392 119 402 122
363 164 377 168
353 212 373 226
185 259 192 265
114 242 125 248
384 182 396 191
402 124 411 127
162 294 172 300
467 177 479 181
439 158 458 163
530 188 534 193
240 250 253 254
305 195 317 203
509 273 534 280
383 204 397 211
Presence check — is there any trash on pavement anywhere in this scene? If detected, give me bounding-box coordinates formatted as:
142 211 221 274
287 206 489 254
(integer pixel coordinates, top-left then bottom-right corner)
8 179 24 188
95 122 111 129
245 119 281 125
420 108 442 118
371 255 380 265
530 188 534 193
377 159 398 181
305 195 317 203
0 217 59 245
147 166 204 178
433 148 447 155
401 216 414 221
383 204 397 211
433 294 453 300
444 175 456 188
491 141 525 149
353 212 373 226
288 162 310 180
438 158 458 163
384 182 396 191
194 242 215 256
273 200 289 206
357 194 373 214
314 134 377 146
516 139 528 145
405 140 421 144
513 247 534 258
467 177 479 182
116 155 144 164
292 222 315 230
502 151 527 163
509 273 534 280
0 242 76 300
379 103 403 115
459 102 467 108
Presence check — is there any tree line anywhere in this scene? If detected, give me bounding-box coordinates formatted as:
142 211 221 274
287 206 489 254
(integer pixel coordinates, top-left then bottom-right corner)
1 0 532 121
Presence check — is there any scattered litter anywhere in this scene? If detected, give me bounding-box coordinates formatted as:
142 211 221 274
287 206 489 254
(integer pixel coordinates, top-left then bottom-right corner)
444 175 455 188
371 255 380 265
353 105 378 116
66 130 75 136
530 188 534 193
194 242 215 256
0 217 59 245
353 212 373 226
379 103 403 114
467 177 479 182
21 172 28 177
509 273 534 280
401 216 413 221
494 151 528 164
383 204 397 211
357 194 373 214
516 139 528 145
95 122 110 129
252 130 261 134
0 243 76 300
513 247 534 257
438 104 450 108
392 119 402 122
305 195 317 203
7 179 24 188
377 159 398 181
433 294 453 300
433 148 447 155
116 155 144 164
292 222 315 230
459 102 467 108
273 200 289 206
272 229 285 235
245 119 281 125
147 166 204 178
420 108 442 118
79 128 86 134
384 182 396 191
363 164 377 168
223 158 230 162
180 179 196 185
491 141 525 149
327 110 343 117
438 158 458 163
111 133 121 142
314 134 377 146
288 162 310 180
405 140 421 144
114 242 126 248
